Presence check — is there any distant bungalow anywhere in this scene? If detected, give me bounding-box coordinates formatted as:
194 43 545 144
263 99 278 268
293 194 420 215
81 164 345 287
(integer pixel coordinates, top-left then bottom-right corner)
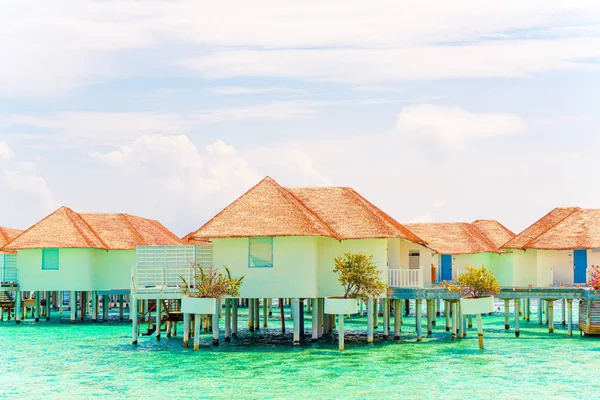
502 207 600 287
2 206 182 322
405 220 516 286
1 226 22 283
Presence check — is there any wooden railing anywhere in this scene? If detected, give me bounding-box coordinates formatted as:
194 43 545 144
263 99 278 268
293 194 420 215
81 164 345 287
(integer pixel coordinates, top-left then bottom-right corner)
388 267 424 288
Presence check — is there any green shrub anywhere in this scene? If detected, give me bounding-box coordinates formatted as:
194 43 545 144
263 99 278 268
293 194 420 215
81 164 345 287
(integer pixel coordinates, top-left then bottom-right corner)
445 265 500 298
333 252 388 303
180 261 244 298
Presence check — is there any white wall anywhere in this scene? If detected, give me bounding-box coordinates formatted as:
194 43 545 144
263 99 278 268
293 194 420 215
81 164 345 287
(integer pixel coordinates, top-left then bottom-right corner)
387 238 401 269
537 250 573 286
212 237 319 298
93 250 135 290
512 249 538 286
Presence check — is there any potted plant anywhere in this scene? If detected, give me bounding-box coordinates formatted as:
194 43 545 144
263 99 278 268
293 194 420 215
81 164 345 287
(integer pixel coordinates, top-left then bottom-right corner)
180 261 244 315
445 265 500 349
326 252 387 315
580 265 600 335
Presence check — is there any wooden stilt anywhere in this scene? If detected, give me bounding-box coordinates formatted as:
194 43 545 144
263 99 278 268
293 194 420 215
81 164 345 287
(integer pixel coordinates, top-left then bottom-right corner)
367 298 374 343
318 298 324 338
58 291 63 314
131 296 138 345
451 302 457 340
476 314 484 350
545 301 549 325
525 298 531 322
248 298 254 332
504 299 510 330
183 313 190 347
232 299 238 338
70 291 76 323
91 291 97 322
373 298 379 329
279 298 285 334
299 299 305 335
468 315 473 329
254 298 260 331
34 291 40 322
426 300 433 336
155 299 161 340
514 298 520 337
457 304 464 339
415 299 422 341
383 298 390 339
548 300 554 333
445 300 450 332
404 299 410 316
212 300 219 345
561 298 566 326
393 299 401 340
263 298 268 328
80 291 85 321
193 314 201 350
224 299 231 342
567 299 573 336
338 314 345 351
45 291 51 321
537 299 543 325
15 291 21 324
103 295 109 321
436 299 441 318
293 298 300 346
119 295 124 320
311 298 318 342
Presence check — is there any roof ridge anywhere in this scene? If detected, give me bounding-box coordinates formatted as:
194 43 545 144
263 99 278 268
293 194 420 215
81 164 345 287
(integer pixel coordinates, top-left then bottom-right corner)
0 228 8 244
461 222 498 253
2 207 65 251
119 214 147 246
67 208 108 249
521 207 581 249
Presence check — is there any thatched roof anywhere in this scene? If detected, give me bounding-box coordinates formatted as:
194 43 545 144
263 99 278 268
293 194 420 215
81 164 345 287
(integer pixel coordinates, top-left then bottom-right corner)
502 207 600 250
191 177 427 243
181 231 212 246
405 221 511 255
471 220 515 249
2 206 183 251
0 226 23 248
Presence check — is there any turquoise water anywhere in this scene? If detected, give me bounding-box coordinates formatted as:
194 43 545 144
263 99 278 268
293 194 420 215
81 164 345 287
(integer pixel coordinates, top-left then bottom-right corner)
0 305 598 399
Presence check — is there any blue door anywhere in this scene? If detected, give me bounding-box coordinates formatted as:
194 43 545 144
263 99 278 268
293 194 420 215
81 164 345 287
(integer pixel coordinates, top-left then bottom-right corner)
441 254 453 281
574 250 588 284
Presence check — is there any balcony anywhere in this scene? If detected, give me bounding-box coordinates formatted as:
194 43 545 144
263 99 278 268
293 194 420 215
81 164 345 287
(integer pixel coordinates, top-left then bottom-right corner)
388 267 424 288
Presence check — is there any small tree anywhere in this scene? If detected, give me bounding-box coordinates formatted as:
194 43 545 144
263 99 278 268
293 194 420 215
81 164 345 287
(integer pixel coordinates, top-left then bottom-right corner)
445 265 500 298
588 265 600 291
180 261 244 298
333 252 387 303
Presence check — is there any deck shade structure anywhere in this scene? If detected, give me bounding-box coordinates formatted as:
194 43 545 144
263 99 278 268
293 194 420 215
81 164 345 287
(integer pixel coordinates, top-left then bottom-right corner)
0 226 23 283
502 207 600 286
1 206 183 292
405 220 515 286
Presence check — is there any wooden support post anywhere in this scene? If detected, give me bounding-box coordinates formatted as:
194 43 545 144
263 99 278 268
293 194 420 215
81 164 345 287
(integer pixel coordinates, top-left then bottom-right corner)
476 314 484 350
504 299 510 330
373 298 379 329
232 299 238 338
468 315 473 329
457 304 464 339
279 298 285 334
311 299 318 342
415 299 422 341
45 291 51 321
404 299 410 316
526 298 531 322
299 299 305 335
451 302 457 340
183 313 190 347
34 291 40 322
193 314 201 350
119 295 124 320
70 291 76 323
254 298 260 331
383 298 390 339
394 299 401 340
514 298 520 337
548 300 554 333
426 300 433 336
537 299 543 325
212 300 219 345
436 299 441 318
567 299 573 336
103 295 109 321
561 298 566 326
338 314 345 351
15 291 21 324
293 298 300 346
156 299 161 341
445 300 450 332
545 301 549 325
263 298 268 328
91 291 97 322
80 291 85 321
58 291 63 314
367 298 374 343
318 298 324 338
225 299 231 342
131 296 138 345
248 298 254 332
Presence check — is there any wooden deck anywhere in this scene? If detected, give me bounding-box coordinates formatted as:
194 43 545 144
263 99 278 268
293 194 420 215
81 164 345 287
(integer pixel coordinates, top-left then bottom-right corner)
388 286 596 301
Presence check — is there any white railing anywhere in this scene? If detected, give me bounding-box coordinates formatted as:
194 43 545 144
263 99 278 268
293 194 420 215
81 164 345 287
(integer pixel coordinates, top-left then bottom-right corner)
134 266 194 295
388 267 424 288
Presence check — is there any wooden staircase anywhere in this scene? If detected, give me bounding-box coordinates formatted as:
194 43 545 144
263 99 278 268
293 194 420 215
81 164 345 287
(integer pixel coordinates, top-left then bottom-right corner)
140 299 182 336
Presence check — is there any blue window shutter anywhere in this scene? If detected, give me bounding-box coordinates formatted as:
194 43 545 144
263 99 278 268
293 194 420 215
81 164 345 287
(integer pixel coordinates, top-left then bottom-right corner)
248 237 273 268
42 249 59 270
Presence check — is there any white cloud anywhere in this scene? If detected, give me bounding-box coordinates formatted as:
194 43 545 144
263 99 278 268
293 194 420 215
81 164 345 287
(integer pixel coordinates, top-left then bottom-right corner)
208 86 304 95
397 104 524 148
0 141 14 159
195 102 316 122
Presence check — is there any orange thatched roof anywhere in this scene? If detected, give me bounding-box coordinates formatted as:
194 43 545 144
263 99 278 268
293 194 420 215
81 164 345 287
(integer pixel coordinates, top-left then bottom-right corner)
0 226 23 248
2 207 182 251
405 221 512 255
502 207 600 250
191 177 427 243
181 231 212 246
471 220 515 249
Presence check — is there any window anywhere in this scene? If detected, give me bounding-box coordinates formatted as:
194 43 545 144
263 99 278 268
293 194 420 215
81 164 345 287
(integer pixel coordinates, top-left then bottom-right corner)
42 248 59 270
248 237 273 268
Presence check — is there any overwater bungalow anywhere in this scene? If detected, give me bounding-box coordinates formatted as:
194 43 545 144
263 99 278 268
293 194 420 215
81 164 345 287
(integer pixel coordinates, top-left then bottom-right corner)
1 226 23 284
1 206 182 322
405 220 516 286
502 207 600 287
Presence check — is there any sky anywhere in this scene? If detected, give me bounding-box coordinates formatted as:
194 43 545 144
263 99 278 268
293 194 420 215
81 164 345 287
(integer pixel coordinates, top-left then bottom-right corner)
0 0 599 237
